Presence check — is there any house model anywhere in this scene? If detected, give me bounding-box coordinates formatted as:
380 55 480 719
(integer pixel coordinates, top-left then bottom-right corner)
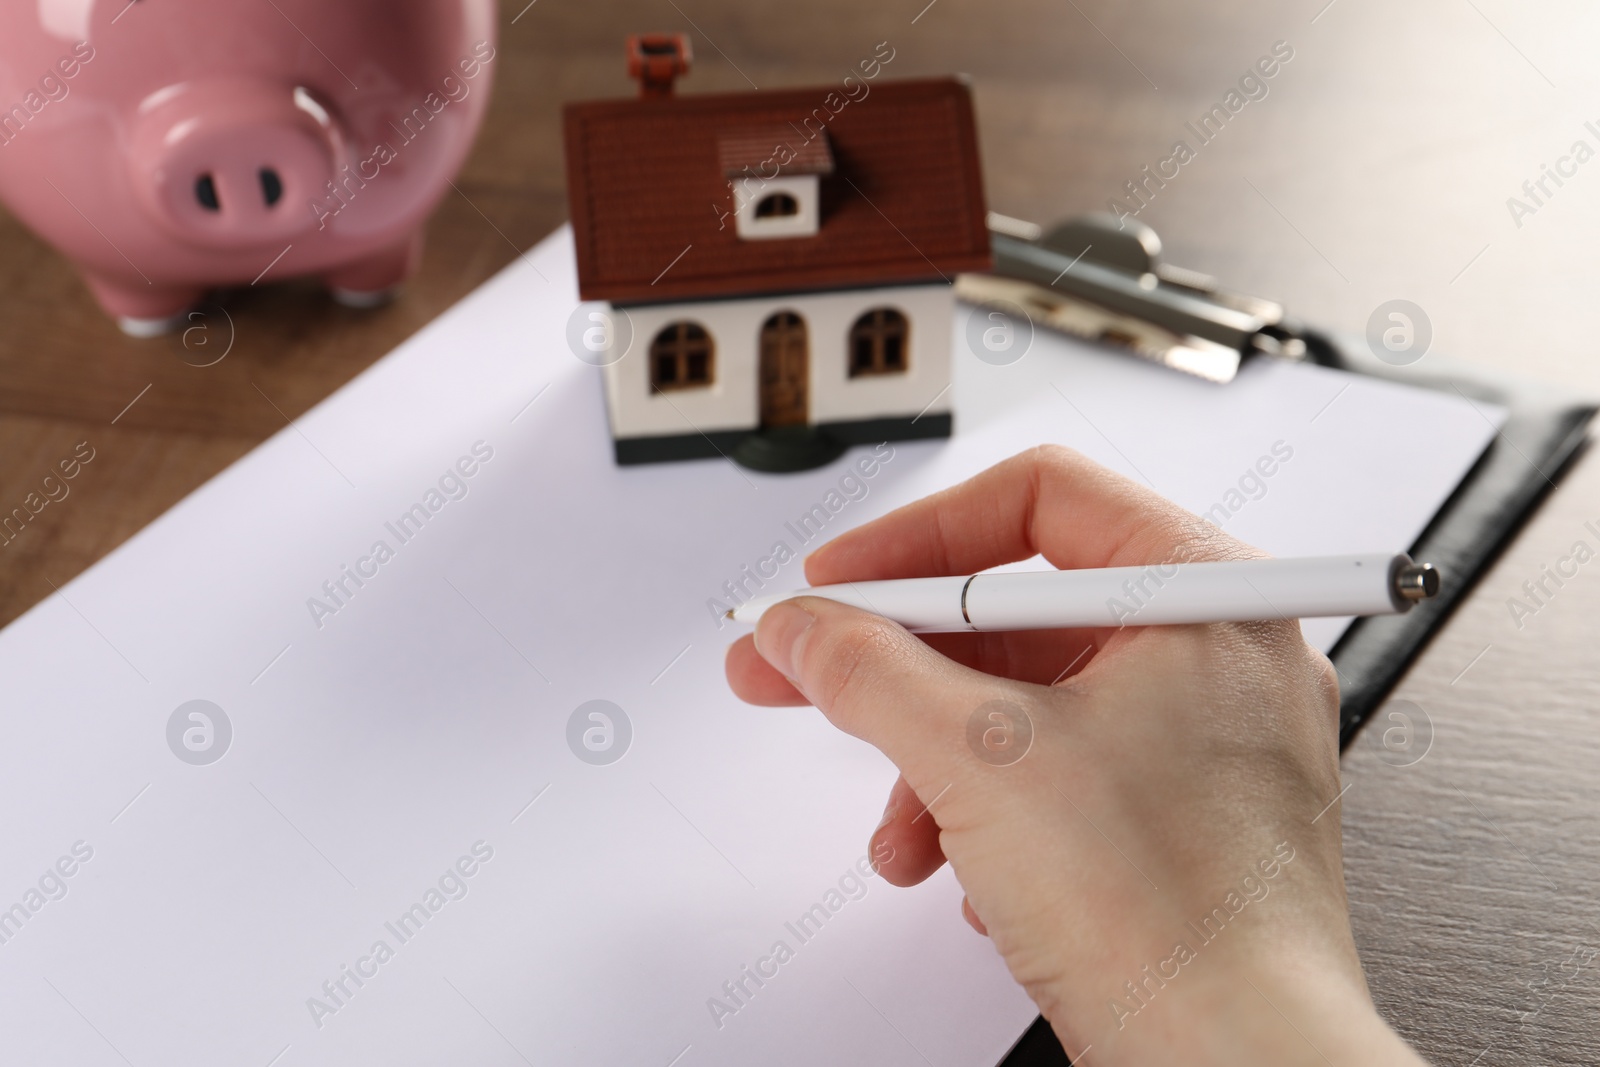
563 34 992 471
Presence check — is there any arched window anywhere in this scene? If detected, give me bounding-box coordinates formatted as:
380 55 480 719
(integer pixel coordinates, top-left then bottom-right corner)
650 321 714 392
754 193 799 218
848 308 909 377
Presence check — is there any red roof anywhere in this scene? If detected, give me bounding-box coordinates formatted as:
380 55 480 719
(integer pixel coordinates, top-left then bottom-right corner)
563 77 991 304
717 126 835 177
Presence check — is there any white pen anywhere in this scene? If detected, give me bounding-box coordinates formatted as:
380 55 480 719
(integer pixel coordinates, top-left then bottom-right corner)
726 553 1441 632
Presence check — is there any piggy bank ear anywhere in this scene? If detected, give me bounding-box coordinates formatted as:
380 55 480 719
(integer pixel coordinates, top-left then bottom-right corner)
128 79 338 250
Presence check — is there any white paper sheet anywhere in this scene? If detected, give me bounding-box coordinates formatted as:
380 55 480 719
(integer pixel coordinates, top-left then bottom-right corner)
0 226 1502 1066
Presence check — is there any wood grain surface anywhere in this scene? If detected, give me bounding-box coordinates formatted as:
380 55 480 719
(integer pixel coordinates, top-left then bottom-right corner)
3 1 1597 1063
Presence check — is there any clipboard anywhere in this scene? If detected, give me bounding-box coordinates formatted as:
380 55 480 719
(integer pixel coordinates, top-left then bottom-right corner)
995 333 1596 1067
980 215 1596 744
1306 329 1595 743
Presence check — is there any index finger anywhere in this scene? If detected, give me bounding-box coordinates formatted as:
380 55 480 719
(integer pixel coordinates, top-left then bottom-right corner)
805 444 1252 587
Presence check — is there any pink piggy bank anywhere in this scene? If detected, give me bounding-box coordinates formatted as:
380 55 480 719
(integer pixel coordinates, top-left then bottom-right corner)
0 0 496 335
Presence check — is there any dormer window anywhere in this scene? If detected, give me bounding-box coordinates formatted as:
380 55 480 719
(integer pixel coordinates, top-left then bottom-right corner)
729 175 819 239
718 127 835 242
755 193 798 218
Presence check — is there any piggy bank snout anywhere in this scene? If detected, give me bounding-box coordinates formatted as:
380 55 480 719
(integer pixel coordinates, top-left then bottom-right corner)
132 82 340 248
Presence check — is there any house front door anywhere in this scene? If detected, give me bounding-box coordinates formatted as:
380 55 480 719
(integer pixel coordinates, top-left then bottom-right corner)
758 311 808 427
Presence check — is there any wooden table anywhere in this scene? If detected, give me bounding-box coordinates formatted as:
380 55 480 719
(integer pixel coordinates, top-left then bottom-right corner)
3 2 1596 1062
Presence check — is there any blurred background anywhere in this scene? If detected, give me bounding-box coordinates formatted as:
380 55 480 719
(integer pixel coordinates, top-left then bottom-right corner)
2 4 1598 1061
4 0 1597 622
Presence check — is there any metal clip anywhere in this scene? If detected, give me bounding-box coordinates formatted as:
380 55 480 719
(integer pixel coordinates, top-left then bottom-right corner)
963 212 1310 383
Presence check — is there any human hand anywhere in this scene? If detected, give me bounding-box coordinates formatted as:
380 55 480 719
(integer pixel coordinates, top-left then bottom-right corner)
725 446 1427 1065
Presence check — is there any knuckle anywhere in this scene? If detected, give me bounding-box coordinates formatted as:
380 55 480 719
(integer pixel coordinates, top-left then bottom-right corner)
1025 442 1082 474
1024 443 1093 494
1309 650 1343 722
1311 650 1341 697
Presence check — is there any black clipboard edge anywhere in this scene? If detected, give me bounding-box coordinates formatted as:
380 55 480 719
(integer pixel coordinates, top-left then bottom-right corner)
998 331 1596 1067
1304 330 1599 745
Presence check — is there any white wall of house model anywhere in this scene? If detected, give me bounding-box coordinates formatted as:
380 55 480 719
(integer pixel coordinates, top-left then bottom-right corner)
602 282 954 439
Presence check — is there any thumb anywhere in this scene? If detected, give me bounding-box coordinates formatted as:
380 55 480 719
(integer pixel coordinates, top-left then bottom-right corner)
753 596 1004 768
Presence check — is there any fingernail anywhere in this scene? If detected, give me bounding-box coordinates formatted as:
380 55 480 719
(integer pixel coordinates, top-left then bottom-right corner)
869 805 898 871
754 601 815 681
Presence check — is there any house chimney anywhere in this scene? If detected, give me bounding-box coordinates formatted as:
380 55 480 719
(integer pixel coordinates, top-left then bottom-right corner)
627 33 692 99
